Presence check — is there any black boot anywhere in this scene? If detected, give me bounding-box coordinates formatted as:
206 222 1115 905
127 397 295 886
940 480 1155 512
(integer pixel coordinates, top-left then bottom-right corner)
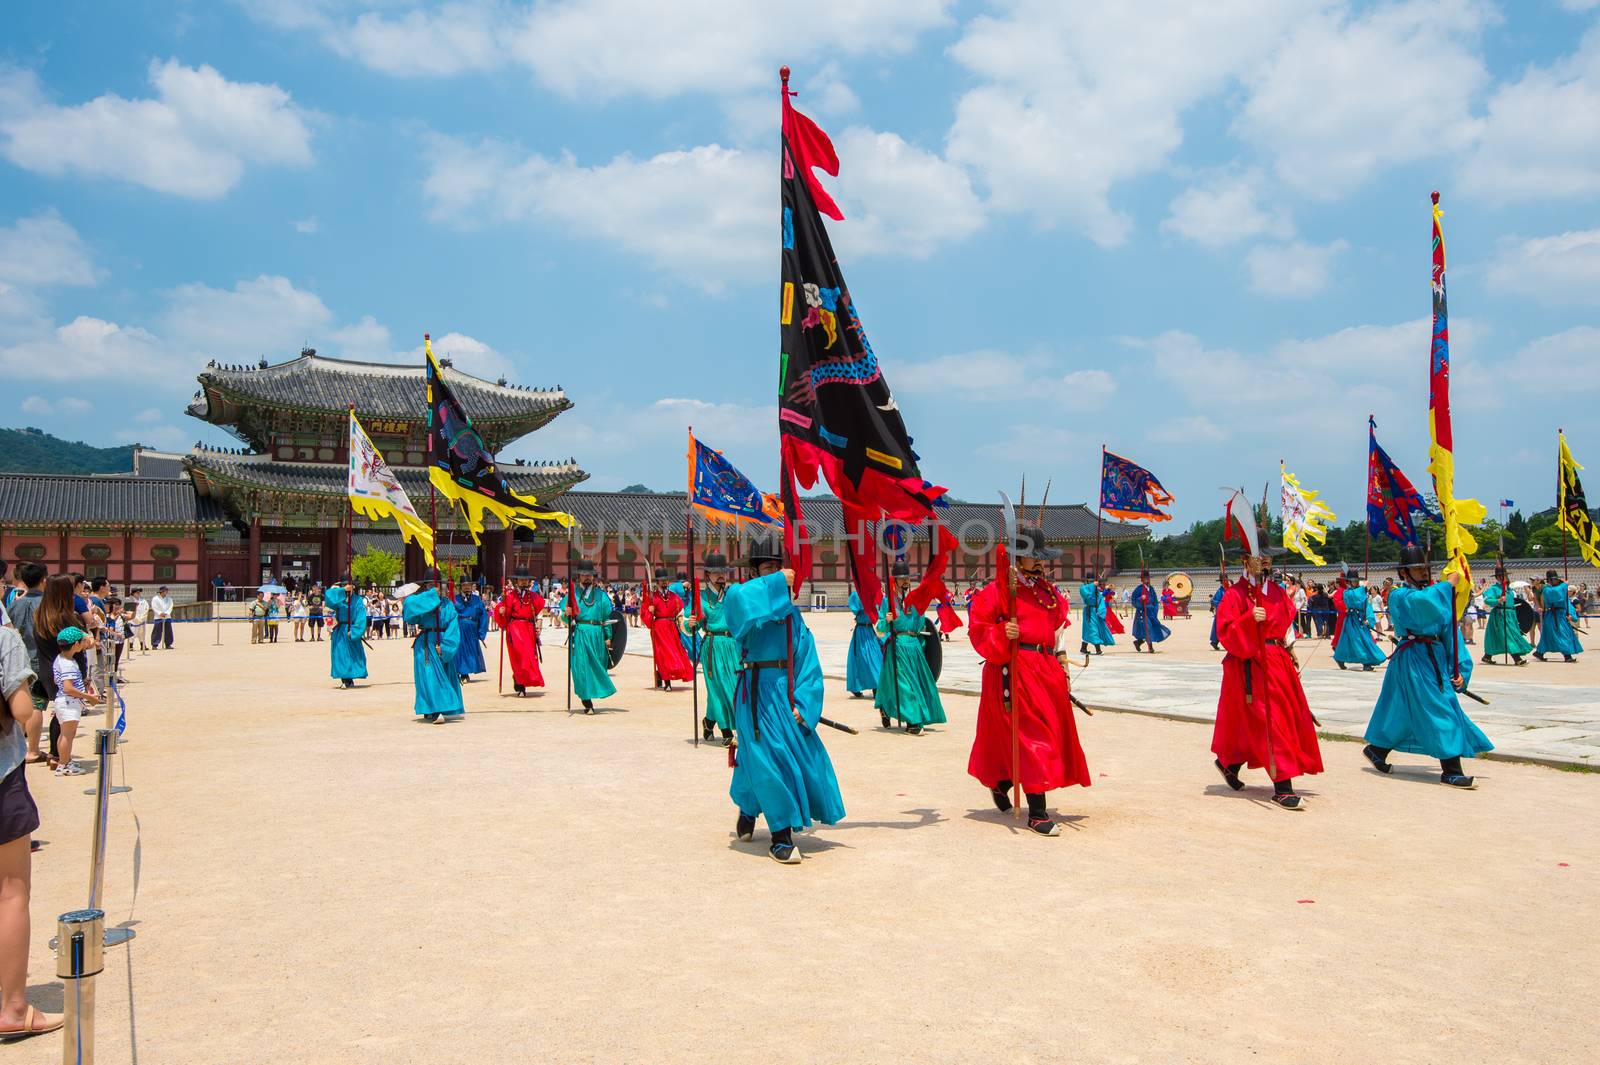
1564 654 1575 663
735 813 756 842
1025 793 1059 835
1534 652 1547 661
991 780 1013 813
1134 639 1143 652
1363 664 1375 672
769 827 801 864
1080 641 1089 655
1270 778 1304 811
702 719 714 742
1440 756 1476 789
1213 758 1244 791
720 729 733 747
1480 654 1493 665
880 711 891 729
582 699 594 714
906 724 923 736
1337 661 1347 670
1362 744 1393 773
1513 654 1526 665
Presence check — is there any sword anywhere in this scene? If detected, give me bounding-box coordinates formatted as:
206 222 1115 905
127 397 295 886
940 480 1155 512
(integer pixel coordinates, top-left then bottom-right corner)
817 716 859 735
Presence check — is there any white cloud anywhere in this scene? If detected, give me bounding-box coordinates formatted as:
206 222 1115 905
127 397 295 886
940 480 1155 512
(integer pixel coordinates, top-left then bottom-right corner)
0 60 314 199
1244 238 1348 297
134 407 164 424
1506 326 1600 391
403 331 515 381
1060 369 1117 405
114 423 190 448
291 216 320 234
1485 228 1600 305
898 353 1117 407
946 0 1321 246
20 394 91 415
1162 171 1288 249
1148 415 1226 444
0 211 100 287
0 315 172 382
330 315 394 360
162 275 334 359
423 127 977 287
1235 0 1491 197
1460 27 1600 202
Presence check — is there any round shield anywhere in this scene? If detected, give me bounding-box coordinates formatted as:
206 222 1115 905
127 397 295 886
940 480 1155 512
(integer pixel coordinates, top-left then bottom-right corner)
606 607 628 669
1166 572 1193 600
920 615 943 680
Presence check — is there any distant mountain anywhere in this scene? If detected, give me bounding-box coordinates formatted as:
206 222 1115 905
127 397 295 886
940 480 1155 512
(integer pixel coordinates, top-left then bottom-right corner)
619 484 653 493
0 427 135 475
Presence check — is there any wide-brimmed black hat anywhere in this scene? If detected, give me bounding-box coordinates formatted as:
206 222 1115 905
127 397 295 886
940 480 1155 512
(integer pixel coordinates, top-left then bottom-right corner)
1398 544 1431 571
512 566 531 580
653 567 670 580
703 552 730 572
890 557 910 578
1012 523 1062 561
743 534 783 568
675 570 688 581
575 559 596 575
418 567 442 585
1547 569 1561 583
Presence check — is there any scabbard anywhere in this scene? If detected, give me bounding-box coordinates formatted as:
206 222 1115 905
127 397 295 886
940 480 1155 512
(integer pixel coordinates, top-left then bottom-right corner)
817 716 859 735
1241 659 1253 704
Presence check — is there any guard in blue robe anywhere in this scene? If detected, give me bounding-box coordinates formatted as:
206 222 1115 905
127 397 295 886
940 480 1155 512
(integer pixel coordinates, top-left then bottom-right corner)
323 581 368 688
453 587 489 681
1362 546 1491 788
845 589 883 696
1078 575 1113 654
1208 582 1226 649
403 571 464 722
1129 573 1170 652
1534 572 1583 661
558 561 617 712
1333 586 1387 670
726 536 844 865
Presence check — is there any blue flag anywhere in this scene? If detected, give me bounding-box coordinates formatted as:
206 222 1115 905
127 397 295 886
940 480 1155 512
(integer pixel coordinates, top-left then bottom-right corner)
1366 416 1438 545
1100 449 1173 522
688 431 775 526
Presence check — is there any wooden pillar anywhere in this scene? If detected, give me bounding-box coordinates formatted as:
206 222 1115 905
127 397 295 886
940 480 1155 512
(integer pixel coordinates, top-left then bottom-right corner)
59 528 68 575
122 529 134 590
193 528 206 597
403 539 424 582
247 517 262 589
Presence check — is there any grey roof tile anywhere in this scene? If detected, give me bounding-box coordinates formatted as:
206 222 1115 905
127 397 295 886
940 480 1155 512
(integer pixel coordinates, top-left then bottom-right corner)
0 474 225 526
185 448 587 500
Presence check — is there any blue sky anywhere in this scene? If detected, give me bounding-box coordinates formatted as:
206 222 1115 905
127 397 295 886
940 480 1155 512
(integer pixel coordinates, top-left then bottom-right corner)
3 0 1598 527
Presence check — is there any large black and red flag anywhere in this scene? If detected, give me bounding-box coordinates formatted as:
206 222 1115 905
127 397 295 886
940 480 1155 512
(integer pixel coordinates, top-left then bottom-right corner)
776 67 953 619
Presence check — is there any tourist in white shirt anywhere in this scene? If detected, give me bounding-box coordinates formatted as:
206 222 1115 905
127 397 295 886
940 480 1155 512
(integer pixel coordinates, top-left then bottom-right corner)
150 587 174 649
129 589 149 651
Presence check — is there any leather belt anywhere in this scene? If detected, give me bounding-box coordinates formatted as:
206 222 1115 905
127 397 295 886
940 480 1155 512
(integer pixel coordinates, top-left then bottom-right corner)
741 659 785 669
1264 638 1287 647
575 619 607 626
1018 643 1054 654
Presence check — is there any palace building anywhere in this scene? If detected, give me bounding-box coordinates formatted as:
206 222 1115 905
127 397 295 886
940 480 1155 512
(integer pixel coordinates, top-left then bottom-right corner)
0 349 1145 601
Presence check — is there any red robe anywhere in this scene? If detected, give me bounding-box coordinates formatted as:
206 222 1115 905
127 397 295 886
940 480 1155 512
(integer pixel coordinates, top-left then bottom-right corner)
493 588 545 688
935 597 963 634
639 589 694 682
966 575 1090 794
1210 577 1323 782
1331 583 1347 645
1103 588 1125 634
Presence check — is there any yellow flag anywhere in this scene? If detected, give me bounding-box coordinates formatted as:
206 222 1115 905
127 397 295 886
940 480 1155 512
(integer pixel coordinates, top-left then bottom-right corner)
1280 462 1337 565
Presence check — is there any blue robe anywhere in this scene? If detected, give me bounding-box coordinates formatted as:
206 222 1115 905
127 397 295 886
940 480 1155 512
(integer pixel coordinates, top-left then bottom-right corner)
669 581 701 663
1364 581 1492 760
453 593 489 677
725 571 845 833
404 589 464 717
1079 581 1114 647
1536 582 1583 657
1333 588 1387 667
558 586 618 702
845 590 884 694
323 586 368 680
1208 585 1226 645
1129 584 1170 644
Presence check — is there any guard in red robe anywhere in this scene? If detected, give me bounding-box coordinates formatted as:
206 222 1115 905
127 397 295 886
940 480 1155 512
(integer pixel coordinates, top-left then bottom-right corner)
639 567 694 689
967 522 1090 836
935 595 963 640
1331 574 1348 647
1102 585 1125 635
492 567 545 696
1210 541 1323 811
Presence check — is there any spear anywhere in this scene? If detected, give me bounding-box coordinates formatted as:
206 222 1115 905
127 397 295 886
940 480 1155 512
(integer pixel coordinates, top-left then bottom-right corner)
999 490 1022 819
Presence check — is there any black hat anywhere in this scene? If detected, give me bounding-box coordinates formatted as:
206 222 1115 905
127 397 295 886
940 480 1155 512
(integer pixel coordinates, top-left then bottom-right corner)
1082 571 1098 583
743 534 783 568
1547 569 1561 583
1398 544 1430 571
675 570 687 581
512 567 531 580
702 552 730 572
653 567 669 580
575 559 596 575
890 557 910 578
418 567 442 585
1012 523 1061 561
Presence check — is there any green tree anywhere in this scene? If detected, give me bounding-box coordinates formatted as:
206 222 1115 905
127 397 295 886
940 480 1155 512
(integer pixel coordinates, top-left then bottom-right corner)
1527 524 1569 557
351 546 402 589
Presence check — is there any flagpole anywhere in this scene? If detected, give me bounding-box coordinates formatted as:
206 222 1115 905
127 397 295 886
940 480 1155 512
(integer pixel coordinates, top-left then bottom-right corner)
687 427 699 747
346 405 357 584
1094 444 1105 578
1560 429 1570 585
423 335 441 662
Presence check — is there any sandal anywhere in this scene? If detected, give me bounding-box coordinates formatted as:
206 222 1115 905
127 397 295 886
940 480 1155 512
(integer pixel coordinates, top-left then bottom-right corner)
23 754 46 765
0 1005 63 1041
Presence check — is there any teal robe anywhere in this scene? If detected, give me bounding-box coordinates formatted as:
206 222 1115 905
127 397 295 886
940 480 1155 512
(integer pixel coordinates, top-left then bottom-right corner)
559 586 618 701
323 586 368 681
845 590 884 695
1482 583 1532 657
874 596 945 727
695 586 738 731
1536 582 1583 657
1333 588 1387 667
725 571 845 833
1364 581 1492 760
1080 581 1114 646
403 590 463 717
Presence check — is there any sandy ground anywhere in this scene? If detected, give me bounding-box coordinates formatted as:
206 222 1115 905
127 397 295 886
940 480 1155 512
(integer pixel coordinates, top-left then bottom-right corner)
11 617 1597 1064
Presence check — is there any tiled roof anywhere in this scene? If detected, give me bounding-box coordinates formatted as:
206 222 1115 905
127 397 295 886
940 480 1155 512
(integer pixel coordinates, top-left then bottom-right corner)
131 448 188 479
188 351 571 424
0 474 226 527
555 491 1146 542
185 448 587 501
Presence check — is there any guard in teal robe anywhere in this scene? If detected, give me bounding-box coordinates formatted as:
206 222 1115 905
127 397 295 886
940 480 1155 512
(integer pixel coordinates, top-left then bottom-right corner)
559 562 617 711
694 554 738 743
1362 546 1491 788
323 582 368 688
726 540 844 865
1129 575 1169 651
873 561 945 733
403 573 464 721
1208 583 1226 649
1333 586 1386 670
1078 576 1113 653
1534 573 1583 661
845 589 884 696
669 577 701 664
1481 573 1531 664
453 587 489 681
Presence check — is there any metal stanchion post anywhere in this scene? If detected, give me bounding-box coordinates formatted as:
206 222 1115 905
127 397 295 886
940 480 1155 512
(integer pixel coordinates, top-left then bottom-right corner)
83 730 133 937
56 908 104 1065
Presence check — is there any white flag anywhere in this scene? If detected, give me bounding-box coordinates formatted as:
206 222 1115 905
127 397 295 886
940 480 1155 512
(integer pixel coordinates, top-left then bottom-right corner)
348 411 435 563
